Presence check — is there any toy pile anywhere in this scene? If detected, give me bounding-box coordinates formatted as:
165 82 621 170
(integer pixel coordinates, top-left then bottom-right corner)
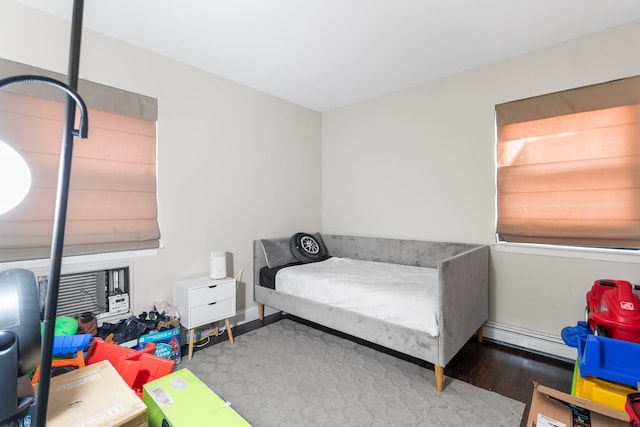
31 304 181 400
562 279 640 421
96 310 179 345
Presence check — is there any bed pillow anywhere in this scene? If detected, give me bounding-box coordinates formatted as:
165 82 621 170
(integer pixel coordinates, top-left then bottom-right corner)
261 238 298 268
290 232 329 263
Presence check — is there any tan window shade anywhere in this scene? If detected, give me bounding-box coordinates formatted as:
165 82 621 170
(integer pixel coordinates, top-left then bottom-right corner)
0 89 160 262
0 58 157 121
496 76 640 247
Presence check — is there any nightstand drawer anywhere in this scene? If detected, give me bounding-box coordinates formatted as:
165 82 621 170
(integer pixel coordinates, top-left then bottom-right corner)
190 280 235 302
190 297 235 326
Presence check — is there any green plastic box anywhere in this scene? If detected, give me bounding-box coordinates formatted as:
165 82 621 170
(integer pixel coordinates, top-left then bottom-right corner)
142 368 251 427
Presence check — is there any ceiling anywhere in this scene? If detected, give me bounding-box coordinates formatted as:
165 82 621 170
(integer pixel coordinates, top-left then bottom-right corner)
13 0 640 112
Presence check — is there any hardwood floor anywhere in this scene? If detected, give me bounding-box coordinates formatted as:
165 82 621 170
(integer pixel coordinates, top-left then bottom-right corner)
444 333 574 427
187 313 575 426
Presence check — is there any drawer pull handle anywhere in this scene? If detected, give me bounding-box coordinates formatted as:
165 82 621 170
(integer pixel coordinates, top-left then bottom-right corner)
208 301 217 305
208 285 217 288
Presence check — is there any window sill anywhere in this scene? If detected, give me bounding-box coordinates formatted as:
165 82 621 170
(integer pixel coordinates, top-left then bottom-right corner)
0 248 159 274
494 242 640 264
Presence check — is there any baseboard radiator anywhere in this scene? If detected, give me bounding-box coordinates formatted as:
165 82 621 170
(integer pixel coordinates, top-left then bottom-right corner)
483 320 575 361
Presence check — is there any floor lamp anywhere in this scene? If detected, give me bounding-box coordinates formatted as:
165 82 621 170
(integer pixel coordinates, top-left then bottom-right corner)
0 1 88 426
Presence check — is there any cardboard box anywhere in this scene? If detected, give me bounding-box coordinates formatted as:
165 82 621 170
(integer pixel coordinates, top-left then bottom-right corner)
45 360 147 427
143 368 250 427
137 327 182 364
527 382 629 427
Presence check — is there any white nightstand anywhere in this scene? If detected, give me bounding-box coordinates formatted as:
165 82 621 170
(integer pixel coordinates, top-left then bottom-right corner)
173 276 236 359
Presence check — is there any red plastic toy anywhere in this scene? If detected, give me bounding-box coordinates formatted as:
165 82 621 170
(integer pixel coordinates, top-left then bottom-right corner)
585 279 640 343
86 337 175 398
627 392 640 427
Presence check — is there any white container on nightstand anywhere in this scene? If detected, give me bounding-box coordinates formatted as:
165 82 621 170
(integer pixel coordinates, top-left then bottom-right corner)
173 276 236 359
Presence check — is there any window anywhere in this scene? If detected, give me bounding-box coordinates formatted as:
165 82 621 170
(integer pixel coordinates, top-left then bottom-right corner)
496 75 640 248
0 59 160 262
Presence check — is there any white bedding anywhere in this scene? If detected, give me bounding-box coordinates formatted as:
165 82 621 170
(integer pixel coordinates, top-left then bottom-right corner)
275 257 440 337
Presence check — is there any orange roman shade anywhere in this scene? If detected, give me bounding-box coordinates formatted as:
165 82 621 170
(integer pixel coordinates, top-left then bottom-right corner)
496 76 640 247
0 59 160 261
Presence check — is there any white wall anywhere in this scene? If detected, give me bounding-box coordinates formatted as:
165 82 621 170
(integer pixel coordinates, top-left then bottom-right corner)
322 20 640 357
0 2 322 318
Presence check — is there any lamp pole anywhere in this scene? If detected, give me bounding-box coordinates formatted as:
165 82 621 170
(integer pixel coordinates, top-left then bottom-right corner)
35 0 85 425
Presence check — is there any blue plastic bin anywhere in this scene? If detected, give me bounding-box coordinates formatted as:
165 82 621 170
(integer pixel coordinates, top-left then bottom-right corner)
578 334 640 388
52 334 92 356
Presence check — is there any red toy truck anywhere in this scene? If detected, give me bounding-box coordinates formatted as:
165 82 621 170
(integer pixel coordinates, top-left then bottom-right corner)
585 279 640 343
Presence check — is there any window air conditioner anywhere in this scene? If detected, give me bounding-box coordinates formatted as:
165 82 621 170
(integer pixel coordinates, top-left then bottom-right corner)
37 267 130 322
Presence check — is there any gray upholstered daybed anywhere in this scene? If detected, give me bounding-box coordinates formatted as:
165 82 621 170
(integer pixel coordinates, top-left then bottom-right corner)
253 234 489 392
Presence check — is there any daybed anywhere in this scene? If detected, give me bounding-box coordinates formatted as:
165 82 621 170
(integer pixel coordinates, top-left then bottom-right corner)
253 234 489 392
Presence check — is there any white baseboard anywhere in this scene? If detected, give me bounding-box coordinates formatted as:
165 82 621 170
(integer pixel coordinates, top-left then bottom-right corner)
483 320 576 361
228 304 280 327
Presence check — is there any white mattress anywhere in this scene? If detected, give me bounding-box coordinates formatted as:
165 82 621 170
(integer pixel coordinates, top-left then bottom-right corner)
275 257 440 337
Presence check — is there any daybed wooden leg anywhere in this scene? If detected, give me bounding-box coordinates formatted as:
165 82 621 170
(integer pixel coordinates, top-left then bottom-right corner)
258 303 264 320
477 326 483 343
435 365 444 392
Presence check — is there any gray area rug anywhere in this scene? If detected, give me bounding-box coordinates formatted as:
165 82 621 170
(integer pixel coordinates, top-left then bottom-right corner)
179 319 525 426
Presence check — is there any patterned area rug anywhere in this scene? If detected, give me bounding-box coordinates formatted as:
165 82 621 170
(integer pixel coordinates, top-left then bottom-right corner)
179 318 525 426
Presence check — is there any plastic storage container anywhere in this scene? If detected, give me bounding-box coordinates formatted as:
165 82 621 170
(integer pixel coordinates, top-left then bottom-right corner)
574 372 636 411
578 334 640 387
86 337 175 397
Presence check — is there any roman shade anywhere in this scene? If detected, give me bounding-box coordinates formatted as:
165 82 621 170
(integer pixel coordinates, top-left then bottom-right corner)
0 59 160 262
496 75 640 247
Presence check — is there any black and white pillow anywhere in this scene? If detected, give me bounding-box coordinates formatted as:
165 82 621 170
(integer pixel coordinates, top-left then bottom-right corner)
290 232 329 263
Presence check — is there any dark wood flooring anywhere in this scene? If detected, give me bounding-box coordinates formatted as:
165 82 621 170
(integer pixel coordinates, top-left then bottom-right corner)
186 313 575 426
